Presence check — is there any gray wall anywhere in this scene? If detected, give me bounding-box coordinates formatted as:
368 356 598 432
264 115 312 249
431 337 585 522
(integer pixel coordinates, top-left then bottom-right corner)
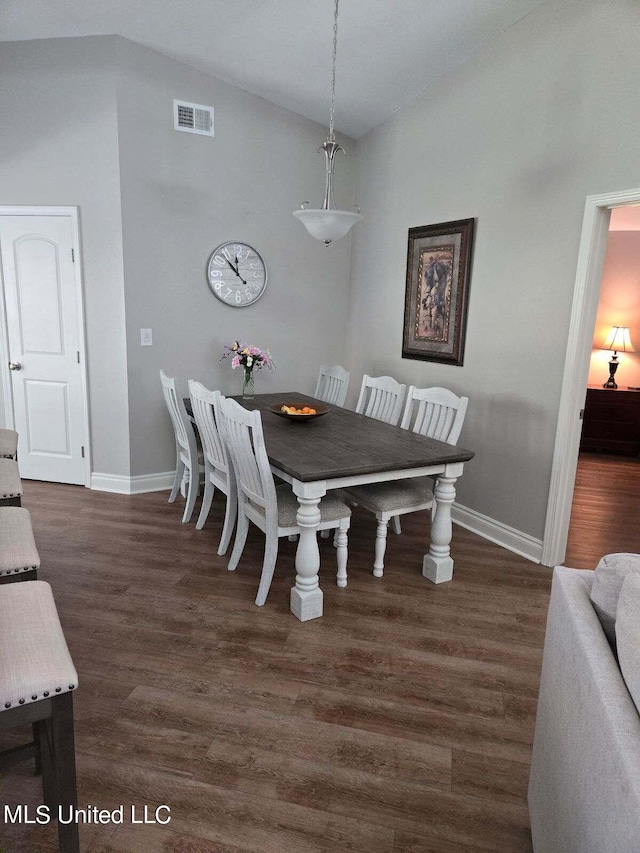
0 37 131 477
113 37 356 477
347 0 640 541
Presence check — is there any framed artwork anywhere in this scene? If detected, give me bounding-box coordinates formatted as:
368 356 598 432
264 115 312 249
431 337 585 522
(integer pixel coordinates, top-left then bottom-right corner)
402 218 475 366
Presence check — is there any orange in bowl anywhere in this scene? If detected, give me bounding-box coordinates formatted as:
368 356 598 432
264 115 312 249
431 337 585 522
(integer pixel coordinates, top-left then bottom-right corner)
270 402 330 423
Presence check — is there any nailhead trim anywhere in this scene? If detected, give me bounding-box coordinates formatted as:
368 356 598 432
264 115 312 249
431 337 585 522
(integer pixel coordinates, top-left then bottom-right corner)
31 694 37 700
43 691 49 697
0 566 37 575
18 698 25 704
55 687 61 693
4 702 10 708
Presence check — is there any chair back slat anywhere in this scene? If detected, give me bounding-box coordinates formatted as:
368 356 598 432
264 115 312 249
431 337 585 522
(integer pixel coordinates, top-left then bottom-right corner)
355 375 406 425
219 398 277 516
314 365 350 407
188 381 229 476
401 386 469 444
160 369 196 454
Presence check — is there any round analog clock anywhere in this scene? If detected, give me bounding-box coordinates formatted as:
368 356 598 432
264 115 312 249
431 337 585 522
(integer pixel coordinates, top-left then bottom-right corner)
207 241 267 308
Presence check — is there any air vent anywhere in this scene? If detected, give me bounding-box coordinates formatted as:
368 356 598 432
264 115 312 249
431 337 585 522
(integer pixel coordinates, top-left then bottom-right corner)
173 99 214 137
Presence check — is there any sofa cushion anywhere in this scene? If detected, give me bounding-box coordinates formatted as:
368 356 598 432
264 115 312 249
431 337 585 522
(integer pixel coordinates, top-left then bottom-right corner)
589 553 640 647
616 574 640 716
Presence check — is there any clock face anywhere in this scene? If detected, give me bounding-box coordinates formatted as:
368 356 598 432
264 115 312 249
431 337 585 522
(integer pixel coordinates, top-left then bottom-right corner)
207 242 267 308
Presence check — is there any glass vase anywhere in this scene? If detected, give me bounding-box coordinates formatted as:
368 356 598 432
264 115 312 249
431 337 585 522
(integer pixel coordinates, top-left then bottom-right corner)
242 368 255 400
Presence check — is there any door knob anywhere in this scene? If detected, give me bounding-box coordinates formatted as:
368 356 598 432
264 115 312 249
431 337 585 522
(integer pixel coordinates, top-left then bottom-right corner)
8 362 21 371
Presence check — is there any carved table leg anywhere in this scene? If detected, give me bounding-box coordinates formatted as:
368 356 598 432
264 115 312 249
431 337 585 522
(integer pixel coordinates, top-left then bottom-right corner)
290 484 325 621
423 462 463 584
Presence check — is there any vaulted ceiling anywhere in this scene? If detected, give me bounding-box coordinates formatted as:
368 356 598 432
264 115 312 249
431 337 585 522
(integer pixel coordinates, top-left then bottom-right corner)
0 0 548 138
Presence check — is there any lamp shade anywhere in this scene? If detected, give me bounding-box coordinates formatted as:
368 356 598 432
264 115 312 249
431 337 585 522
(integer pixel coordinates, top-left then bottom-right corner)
601 326 636 353
293 208 363 245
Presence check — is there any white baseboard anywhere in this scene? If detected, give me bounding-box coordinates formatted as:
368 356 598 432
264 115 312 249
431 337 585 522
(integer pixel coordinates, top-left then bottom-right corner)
452 501 543 564
90 471 175 495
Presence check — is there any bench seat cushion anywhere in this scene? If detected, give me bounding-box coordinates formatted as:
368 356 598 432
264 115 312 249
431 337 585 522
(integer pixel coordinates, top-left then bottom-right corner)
252 484 351 528
345 476 434 514
0 581 77 711
0 459 22 499
0 429 18 459
0 507 41 576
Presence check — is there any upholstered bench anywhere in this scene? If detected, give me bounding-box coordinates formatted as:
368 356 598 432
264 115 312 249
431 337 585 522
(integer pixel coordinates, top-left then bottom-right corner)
0 581 79 853
0 507 40 585
0 428 18 459
0 458 22 506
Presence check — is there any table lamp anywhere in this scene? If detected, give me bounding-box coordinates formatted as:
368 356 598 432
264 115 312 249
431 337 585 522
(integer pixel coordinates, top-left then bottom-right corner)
600 326 635 389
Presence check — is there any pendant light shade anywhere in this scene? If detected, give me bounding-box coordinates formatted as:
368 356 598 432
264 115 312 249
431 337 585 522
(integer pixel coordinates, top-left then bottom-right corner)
293 208 363 243
293 0 362 245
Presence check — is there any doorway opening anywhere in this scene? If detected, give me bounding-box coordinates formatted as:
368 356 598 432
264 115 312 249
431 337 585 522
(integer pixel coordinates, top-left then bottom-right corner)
0 206 90 486
543 188 640 567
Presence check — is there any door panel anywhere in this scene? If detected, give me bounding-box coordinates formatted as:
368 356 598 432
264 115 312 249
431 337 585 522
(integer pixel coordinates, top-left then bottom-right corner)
24 381 71 455
0 214 87 484
15 237 65 355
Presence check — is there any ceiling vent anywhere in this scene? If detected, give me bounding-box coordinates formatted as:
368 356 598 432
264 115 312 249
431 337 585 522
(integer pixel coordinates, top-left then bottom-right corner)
173 100 214 137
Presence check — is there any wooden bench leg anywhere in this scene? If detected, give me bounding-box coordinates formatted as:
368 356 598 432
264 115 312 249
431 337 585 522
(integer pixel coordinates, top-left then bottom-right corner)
52 693 79 853
32 721 42 775
38 719 57 811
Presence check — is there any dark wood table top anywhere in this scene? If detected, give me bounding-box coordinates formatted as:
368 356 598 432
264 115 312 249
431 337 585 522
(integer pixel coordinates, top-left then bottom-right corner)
186 391 474 483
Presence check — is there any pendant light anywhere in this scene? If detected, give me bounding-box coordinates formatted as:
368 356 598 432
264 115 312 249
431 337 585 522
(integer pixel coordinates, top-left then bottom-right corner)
293 0 362 245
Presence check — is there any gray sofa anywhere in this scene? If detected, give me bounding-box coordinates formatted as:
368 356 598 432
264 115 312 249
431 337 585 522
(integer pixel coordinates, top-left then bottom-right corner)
528 565 640 852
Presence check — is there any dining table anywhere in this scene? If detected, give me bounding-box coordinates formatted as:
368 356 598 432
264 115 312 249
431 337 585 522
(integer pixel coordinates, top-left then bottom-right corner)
186 391 474 621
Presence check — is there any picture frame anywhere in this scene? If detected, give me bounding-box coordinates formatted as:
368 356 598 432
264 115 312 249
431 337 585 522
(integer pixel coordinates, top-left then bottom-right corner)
402 218 475 366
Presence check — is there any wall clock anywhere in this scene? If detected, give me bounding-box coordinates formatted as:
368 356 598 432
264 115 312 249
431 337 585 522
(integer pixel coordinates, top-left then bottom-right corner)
207 241 267 307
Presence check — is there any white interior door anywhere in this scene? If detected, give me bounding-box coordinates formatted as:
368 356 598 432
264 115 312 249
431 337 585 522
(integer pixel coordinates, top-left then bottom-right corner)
0 212 88 484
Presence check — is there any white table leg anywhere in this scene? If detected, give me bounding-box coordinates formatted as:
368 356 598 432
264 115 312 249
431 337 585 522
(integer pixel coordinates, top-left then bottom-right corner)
290 483 326 621
423 462 463 584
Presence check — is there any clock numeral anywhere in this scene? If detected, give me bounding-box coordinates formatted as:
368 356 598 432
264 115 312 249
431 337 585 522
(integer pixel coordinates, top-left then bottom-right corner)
213 255 225 267
235 292 242 304
224 288 232 297
251 272 263 280
244 289 253 301
210 270 223 278
214 281 223 291
222 246 234 261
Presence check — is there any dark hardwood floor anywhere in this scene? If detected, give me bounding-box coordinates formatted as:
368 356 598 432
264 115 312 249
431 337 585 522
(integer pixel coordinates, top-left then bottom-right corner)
0 480 554 853
565 452 640 569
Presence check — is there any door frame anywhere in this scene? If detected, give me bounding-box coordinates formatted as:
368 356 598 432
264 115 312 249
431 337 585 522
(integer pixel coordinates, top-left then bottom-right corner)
0 205 91 487
541 187 640 566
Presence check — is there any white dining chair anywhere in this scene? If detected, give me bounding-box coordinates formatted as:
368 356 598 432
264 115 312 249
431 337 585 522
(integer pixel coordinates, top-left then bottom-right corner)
355 375 406 425
219 398 352 606
160 369 200 523
314 365 350 407
188 381 237 554
344 386 469 577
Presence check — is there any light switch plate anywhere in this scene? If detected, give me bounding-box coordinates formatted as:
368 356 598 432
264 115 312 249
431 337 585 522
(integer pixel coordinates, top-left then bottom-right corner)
140 328 153 346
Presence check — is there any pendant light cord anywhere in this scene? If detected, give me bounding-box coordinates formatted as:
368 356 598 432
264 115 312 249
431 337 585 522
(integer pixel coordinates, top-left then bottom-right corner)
328 0 339 142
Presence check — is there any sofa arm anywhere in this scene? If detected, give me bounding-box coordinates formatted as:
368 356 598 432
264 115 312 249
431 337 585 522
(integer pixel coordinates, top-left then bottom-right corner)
528 566 640 853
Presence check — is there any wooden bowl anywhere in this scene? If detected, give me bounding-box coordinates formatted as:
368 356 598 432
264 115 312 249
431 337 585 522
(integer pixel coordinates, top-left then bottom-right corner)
269 403 330 423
